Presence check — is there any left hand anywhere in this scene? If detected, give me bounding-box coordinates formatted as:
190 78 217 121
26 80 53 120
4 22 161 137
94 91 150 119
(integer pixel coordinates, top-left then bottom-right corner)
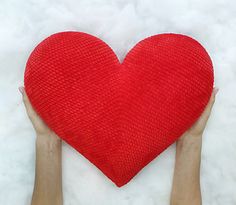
179 87 219 140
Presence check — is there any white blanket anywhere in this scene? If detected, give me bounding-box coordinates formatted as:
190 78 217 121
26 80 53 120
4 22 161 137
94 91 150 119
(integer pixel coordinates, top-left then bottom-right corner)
0 0 235 204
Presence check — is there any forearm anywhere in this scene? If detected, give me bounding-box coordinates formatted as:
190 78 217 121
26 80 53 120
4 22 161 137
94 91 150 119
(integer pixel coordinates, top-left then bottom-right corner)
170 134 202 205
31 134 63 205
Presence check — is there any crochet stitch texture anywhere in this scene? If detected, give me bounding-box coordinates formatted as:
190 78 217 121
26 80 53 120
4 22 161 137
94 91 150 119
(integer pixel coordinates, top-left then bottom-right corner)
24 32 214 187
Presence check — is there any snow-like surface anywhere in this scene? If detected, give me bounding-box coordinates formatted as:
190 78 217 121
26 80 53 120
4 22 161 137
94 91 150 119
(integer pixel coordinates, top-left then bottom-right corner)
0 0 236 204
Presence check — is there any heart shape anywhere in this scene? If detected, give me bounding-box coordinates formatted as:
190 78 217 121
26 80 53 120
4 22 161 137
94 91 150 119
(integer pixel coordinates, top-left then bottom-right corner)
24 31 214 187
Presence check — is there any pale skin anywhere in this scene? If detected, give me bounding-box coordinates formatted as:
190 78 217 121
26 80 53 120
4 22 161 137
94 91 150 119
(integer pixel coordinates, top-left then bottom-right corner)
171 87 218 205
19 86 218 205
19 87 63 205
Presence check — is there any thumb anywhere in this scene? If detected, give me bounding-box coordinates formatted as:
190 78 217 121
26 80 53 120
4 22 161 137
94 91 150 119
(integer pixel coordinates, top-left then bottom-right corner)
19 86 36 119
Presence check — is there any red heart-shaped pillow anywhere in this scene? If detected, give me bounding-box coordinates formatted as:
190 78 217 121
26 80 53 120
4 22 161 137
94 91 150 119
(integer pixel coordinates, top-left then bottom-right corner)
24 32 214 187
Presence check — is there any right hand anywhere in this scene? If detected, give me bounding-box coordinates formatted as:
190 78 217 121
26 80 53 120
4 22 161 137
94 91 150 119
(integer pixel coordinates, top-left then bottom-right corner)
19 86 60 141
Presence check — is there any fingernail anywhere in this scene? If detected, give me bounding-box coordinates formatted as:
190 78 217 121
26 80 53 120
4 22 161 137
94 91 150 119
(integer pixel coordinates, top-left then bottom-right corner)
18 86 24 94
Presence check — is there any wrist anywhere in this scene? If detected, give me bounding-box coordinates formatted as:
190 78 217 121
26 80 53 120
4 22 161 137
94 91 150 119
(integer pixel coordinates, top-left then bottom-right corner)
177 133 202 148
36 133 61 159
178 130 202 141
36 132 61 144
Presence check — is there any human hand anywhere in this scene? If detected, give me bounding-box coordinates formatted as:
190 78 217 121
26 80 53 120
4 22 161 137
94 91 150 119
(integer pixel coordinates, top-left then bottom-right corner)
178 87 219 141
19 86 60 141
171 89 218 205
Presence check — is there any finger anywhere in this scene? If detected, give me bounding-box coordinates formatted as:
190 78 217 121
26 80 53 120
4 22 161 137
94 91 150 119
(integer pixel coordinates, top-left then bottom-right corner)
199 87 219 122
19 86 36 118
19 86 31 110
205 87 218 114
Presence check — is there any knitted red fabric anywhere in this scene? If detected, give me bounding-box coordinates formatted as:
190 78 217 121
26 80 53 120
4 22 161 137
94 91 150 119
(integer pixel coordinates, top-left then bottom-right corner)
24 32 214 187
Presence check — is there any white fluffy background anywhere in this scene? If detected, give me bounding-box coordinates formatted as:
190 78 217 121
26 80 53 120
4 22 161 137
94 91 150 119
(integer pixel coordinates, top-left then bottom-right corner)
0 0 236 204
